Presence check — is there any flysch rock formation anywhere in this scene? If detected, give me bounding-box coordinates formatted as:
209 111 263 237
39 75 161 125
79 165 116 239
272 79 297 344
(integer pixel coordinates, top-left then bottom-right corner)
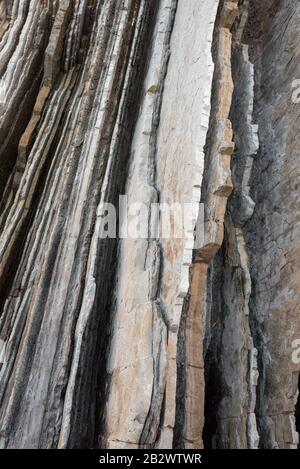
0 0 299 449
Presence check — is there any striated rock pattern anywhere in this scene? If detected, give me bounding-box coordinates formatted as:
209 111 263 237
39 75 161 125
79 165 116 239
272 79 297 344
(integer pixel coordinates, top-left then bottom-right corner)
0 0 299 450
204 0 300 449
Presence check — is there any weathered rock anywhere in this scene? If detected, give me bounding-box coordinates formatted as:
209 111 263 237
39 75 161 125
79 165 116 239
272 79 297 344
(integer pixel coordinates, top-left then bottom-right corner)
0 0 299 450
204 0 300 450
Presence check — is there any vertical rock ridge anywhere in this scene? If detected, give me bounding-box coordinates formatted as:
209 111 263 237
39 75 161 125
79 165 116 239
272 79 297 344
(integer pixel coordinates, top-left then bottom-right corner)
0 0 159 448
204 0 260 449
176 0 238 449
204 0 300 450
0 0 49 198
245 0 300 449
104 0 176 449
0 0 299 450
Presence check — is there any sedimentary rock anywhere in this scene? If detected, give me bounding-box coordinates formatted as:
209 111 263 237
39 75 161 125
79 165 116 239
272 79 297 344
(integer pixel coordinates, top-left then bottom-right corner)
204 0 300 450
0 0 299 450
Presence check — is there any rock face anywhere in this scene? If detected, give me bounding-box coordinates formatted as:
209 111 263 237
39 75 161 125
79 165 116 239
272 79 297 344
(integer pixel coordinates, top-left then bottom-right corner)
0 0 299 449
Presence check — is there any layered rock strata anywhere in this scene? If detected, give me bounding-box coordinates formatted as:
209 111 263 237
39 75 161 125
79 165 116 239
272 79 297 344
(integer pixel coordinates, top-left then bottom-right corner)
204 0 300 449
244 0 300 449
0 0 299 450
204 1 260 447
0 0 159 448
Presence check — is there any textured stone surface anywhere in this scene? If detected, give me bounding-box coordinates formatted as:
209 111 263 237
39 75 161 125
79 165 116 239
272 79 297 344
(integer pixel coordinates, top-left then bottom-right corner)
204 0 300 450
0 0 299 450
244 0 300 449
0 0 159 448
104 0 220 449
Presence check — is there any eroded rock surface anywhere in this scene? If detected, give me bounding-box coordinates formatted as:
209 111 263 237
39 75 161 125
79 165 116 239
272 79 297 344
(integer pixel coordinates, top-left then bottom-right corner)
0 0 299 449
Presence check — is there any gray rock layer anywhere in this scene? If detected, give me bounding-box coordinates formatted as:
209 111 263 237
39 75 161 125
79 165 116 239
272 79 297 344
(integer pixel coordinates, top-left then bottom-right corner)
0 0 299 449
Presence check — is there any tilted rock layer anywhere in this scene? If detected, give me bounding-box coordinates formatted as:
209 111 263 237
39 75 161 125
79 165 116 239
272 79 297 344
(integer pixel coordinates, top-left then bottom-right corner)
0 0 299 449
